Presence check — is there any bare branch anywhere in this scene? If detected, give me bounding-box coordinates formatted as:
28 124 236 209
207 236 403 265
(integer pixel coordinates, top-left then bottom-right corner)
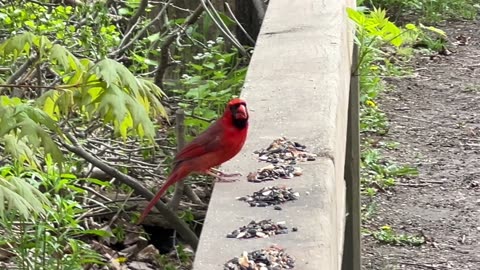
225 2 256 45
112 0 174 57
184 184 205 206
1 54 38 89
61 132 199 250
168 109 186 211
154 4 205 88
126 0 149 34
200 0 249 57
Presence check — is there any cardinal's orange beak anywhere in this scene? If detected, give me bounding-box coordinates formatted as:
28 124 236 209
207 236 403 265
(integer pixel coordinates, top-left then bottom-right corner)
235 104 248 120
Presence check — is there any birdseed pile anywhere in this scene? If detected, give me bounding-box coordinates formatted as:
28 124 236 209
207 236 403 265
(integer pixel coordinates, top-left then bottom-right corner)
226 219 297 239
224 245 295 270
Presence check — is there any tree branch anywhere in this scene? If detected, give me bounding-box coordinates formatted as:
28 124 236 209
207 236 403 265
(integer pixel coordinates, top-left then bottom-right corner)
112 0 174 58
200 0 249 57
168 109 186 211
126 0 149 35
225 2 256 46
154 4 205 88
61 132 199 250
1 54 38 92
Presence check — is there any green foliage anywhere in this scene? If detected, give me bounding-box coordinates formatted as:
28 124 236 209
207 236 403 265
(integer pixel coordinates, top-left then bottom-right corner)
0 98 64 165
348 6 447 101
360 103 388 134
361 147 418 196
171 37 247 132
0 166 50 219
0 1 120 58
368 0 479 22
0 33 166 147
0 160 108 269
372 225 425 246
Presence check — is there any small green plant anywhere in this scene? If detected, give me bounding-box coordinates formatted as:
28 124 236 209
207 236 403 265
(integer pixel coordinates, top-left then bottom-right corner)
368 0 479 22
373 225 425 246
361 147 418 194
156 244 194 269
361 202 378 220
0 159 109 269
360 103 389 135
379 141 400 150
464 84 480 92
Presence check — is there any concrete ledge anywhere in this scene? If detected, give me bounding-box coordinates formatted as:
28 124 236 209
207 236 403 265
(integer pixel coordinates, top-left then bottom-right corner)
193 0 355 269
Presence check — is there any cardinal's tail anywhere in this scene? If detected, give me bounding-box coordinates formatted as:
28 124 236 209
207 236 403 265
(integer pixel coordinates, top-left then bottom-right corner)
137 165 190 224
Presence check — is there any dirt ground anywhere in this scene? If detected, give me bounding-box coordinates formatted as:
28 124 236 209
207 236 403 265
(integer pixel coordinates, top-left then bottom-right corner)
362 20 480 269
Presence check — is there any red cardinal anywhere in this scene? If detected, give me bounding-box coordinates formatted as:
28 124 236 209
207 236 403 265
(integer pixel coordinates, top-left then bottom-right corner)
138 98 249 223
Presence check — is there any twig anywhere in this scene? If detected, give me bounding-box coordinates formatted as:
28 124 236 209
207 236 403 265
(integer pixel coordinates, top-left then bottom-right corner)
107 191 134 227
1 54 38 93
125 0 149 35
168 109 186 211
0 84 59 90
75 184 112 202
112 0 174 57
397 183 429 187
184 184 205 206
26 0 60 7
200 0 248 57
419 180 445 184
225 2 256 45
154 4 205 88
61 132 199 249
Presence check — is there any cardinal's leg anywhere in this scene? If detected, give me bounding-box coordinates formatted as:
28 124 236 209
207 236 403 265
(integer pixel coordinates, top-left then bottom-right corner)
209 167 242 177
204 169 240 182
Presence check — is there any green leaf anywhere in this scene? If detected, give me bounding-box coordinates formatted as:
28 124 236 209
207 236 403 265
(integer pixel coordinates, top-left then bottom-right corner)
83 178 111 187
49 44 83 72
419 23 447 37
202 62 215 69
2 134 39 167
347 7 366 26
93 59 140 95
0 32 35 58
405 23 417 30
0 173 50 219
79 229 113 238
218 13 235 27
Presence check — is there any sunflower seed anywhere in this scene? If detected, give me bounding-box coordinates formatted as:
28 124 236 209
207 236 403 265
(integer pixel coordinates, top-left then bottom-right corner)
226 219 293 240
224 245 295 270
256 137 317 164
238 186 299 208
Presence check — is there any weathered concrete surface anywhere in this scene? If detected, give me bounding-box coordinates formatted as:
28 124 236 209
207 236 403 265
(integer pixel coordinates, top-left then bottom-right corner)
193 0 355 269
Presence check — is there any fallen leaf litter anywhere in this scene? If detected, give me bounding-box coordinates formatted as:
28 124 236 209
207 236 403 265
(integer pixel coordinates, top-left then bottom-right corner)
224 245 295 270
227 219 296 239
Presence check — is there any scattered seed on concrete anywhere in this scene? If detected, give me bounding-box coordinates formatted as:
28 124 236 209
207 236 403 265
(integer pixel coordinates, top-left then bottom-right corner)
237 186 299 207
224 245 295 270
226 219 291 239
255 137 317 164
247 164 303 183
